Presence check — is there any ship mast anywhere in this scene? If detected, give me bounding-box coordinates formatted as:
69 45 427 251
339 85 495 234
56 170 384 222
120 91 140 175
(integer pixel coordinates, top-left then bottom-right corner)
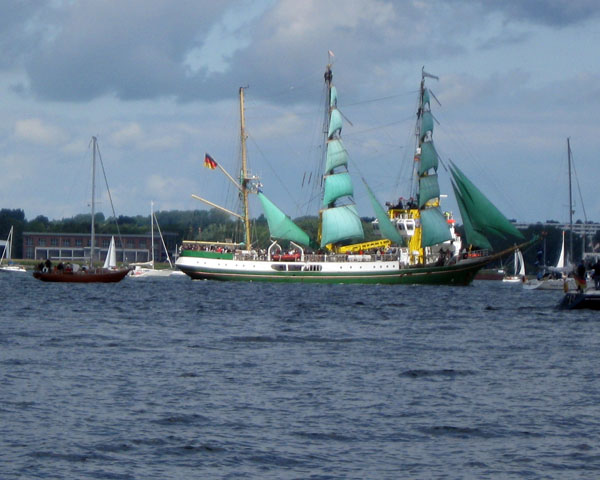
239 87 252 248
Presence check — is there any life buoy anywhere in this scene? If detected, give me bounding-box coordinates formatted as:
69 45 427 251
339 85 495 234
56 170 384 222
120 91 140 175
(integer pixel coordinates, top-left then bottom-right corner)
42 267 48 273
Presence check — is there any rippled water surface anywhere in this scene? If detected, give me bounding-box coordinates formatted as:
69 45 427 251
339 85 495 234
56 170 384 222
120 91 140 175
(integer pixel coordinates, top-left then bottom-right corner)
1 273 599 479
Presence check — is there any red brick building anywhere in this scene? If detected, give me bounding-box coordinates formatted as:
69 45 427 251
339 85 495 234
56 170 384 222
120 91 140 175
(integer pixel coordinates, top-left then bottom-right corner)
22 232 178 264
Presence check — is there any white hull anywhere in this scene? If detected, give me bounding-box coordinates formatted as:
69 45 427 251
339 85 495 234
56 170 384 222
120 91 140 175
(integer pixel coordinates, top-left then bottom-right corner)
0 265 27 273
502 275 523 283
523 277 576 291
177 254 402 278
128 267 175 278
173 248 505 285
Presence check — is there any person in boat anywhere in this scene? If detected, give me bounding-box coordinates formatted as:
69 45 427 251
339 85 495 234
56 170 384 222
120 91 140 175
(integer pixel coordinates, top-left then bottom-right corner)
437 248 446 266
392 197 404 209
575 262 587 292
44 259 52 272
593 259 600 290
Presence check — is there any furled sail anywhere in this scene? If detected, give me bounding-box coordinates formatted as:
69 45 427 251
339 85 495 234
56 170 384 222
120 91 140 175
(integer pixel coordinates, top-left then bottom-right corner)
258 192 310 246
449 161 524 247
319 65 364 248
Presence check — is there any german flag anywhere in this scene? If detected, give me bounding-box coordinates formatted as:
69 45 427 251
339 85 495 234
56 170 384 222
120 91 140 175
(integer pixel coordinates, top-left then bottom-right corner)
204 153 217 169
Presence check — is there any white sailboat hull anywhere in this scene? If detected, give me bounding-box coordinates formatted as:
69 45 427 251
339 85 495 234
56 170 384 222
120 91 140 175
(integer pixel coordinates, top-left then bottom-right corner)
523 277 576 291
0 265 27 273
128 266 175 278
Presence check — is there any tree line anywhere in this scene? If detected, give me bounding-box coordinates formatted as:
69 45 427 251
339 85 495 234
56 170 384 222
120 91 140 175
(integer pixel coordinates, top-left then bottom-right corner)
1 207 597 265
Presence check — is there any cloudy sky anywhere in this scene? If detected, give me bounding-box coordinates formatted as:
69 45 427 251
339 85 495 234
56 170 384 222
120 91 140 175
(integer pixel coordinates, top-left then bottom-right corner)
1 0 599 225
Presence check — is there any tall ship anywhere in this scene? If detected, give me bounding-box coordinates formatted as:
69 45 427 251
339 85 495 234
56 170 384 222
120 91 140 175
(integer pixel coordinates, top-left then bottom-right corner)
176 59 529 284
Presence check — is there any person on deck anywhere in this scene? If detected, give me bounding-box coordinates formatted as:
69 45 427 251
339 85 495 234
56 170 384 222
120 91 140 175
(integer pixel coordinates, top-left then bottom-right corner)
576 262 587 292
593 259 600 290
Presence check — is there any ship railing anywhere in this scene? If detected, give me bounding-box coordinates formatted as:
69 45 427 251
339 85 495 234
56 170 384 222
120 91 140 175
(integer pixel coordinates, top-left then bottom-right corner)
232 252 401 263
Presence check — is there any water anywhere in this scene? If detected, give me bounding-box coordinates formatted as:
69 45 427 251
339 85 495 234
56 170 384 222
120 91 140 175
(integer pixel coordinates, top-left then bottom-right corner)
1 273 599 479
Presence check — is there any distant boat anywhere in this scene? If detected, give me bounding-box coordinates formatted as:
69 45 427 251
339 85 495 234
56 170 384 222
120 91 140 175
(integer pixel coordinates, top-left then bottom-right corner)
33 137 130 283
523 231 575 290
176 60 531 284
502 249 525 283
129 201 176 278
0 226 26 273
559 289 600 310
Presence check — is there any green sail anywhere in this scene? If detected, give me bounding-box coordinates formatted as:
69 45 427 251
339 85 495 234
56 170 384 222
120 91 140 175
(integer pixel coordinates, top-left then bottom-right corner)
451 181 493 250
422 88 430 107
330 86 338 107
363 180 404 245
420 207 452 247
418 174 440 208
328 109 343 138
325 139 348 172
449 161 524 241
257 192 310 246
320 204 364 248
421 111 433 140
418 141 438 175
323 172 354 207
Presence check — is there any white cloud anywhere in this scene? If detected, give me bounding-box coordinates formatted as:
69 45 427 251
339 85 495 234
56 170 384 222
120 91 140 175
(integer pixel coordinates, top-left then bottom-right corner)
13 118 67 145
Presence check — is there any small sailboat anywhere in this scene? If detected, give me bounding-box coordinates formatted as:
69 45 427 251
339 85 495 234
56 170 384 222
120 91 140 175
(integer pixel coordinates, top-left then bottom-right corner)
523 231 575 290
176 57 531 284
0 226 27 273
129 202 176 278
502 249 525 283
33 137 130 283
524 138 584 291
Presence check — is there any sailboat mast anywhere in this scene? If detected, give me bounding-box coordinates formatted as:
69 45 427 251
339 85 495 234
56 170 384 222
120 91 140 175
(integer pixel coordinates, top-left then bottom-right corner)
151 201 155 265
90 136 97 266
567 137 574 262
239 87 252 248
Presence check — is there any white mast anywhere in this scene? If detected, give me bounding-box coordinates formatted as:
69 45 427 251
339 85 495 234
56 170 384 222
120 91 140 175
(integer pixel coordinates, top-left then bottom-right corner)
90 136 97 266
151 201 155 267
